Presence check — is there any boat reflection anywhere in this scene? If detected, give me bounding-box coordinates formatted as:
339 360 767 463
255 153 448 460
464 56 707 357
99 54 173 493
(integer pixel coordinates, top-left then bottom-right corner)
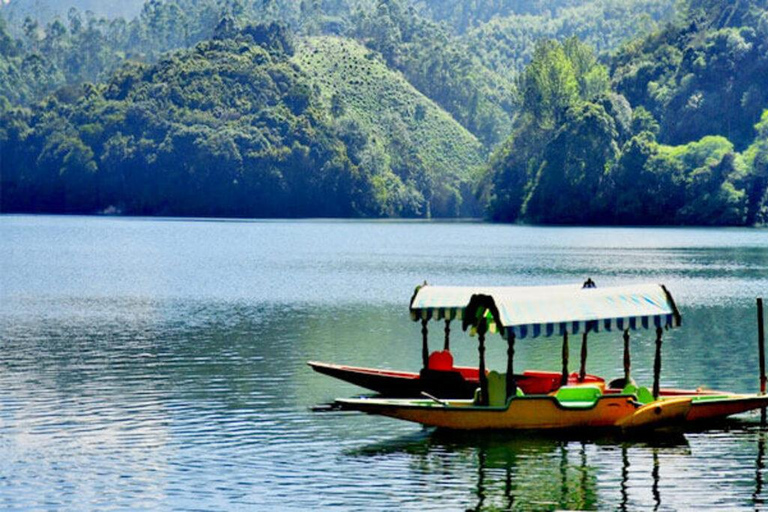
348 429 693 510
755 427 767 508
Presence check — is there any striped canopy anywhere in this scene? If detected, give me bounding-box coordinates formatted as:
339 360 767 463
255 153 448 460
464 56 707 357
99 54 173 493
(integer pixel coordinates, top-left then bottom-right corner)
410 283 680 339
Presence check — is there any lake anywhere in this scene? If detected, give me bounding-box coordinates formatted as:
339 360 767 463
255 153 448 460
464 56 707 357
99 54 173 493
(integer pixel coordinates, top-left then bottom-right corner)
2 215 768 510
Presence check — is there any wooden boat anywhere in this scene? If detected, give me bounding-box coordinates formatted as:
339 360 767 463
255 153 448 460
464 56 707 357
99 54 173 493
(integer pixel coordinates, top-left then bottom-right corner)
337 387 766 430
337 394 694 431
308 358 721 400
308 360 604 398
335 282 768 431
311 282 606 398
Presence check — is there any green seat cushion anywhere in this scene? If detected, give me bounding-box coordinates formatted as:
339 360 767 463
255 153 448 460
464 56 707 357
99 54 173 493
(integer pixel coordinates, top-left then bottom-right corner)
636 386 654 404
622 383 638 395
555 385 602 408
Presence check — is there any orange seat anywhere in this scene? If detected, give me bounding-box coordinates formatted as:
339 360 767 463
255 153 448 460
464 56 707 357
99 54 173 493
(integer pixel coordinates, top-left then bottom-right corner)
427 350 454 371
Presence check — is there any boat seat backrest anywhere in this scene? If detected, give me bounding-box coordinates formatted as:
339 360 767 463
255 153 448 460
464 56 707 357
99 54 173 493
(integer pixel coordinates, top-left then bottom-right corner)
636 386 654 404
487 371 507 407
555 385 602 408
473 373 524 405
622 383 638 395
427 350 454 371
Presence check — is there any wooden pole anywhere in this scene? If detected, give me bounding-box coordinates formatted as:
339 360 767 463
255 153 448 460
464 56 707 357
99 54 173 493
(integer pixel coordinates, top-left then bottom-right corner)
579 330 588 382
757 298 765 424
444 319 451 351
623 329 631 384
561 331 569 387
478 320 489 406
653 327 663 400
758 298 765 394
506 332 516 402
421 318 429 370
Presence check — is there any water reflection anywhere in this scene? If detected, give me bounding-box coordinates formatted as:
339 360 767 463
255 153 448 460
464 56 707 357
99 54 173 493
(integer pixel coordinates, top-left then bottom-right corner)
620 444 630 512
755 429 766 508
348 429 701 511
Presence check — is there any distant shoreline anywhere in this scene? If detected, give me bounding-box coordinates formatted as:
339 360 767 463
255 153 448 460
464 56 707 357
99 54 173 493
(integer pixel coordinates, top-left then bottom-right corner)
1 212 764 229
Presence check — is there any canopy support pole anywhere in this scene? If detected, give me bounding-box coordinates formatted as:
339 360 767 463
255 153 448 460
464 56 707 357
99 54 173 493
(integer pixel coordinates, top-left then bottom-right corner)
444 319 451 351
421 318 429 370
579 329 589 382
478 320 489 406
561 332 569 387
623 329 631 384
506 332 516 402
757 298 765 424
653 327 663 400
758 298 766 394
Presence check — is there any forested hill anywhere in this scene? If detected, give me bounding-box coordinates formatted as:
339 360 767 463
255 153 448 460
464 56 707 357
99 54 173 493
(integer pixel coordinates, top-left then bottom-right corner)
485 0 768 225
3 0 768 224
0 24 483 217
0 0 676 146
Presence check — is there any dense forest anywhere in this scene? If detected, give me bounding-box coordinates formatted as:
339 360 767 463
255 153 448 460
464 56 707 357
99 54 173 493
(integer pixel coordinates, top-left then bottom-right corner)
0 0 146 24
1 0 768 224
487 0 768 224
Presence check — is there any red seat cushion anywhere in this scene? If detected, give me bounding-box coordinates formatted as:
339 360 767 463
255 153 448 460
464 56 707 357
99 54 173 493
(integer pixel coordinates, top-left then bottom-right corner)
427 350 454 371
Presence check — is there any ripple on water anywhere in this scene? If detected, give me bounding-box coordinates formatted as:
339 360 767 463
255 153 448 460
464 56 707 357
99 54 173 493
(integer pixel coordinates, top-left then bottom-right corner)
3 218 768 509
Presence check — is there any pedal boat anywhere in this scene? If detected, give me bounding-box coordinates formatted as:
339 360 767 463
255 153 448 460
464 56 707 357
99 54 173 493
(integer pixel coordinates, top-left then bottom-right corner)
335 282 768 431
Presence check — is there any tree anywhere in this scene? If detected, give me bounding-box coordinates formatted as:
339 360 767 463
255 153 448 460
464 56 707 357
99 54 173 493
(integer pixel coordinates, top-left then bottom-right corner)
521 102 618 223
517 39 579 129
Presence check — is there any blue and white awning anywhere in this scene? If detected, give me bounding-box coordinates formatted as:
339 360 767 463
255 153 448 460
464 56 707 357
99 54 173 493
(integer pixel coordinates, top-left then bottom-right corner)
410 283 680 339
409 284 582 322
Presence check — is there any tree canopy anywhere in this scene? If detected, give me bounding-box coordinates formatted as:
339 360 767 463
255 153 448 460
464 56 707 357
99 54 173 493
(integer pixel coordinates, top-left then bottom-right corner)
3 0 768 225
0 23 481 217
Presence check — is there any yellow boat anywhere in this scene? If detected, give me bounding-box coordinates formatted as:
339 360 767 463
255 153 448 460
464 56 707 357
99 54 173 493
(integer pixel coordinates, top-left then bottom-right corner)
335 282 768 431
338 394 694 431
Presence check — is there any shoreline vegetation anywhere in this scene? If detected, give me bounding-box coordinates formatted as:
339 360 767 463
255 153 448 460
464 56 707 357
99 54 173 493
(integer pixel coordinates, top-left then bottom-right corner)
1 0 767 225
5 213 768 231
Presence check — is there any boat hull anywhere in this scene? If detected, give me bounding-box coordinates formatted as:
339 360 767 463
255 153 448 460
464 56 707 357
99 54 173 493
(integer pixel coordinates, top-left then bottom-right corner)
308 361 603 398
616 398 691 429
336 395 663 430
336 393 768 431
686 395 768 422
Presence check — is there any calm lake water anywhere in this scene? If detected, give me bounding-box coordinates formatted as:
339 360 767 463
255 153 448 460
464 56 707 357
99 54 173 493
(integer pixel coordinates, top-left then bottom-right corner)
2 215 768 510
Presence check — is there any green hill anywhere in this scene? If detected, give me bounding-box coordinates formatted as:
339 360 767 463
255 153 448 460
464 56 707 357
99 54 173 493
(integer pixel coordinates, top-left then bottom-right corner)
463 0 677 82
484 0 768 227
612 0 768 149
0 25 484 218
292 36 485 216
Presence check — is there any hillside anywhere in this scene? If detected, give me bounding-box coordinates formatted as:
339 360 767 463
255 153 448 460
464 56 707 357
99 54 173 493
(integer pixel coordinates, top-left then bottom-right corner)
3 0 768 224
292 36 485 216
0 25 482 218
612 0 768 148
0 0 679 150
463 0 677 82
484 1 768 226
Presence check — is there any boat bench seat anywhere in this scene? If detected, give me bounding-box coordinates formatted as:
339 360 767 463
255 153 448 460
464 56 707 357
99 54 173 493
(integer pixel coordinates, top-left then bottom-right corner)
555 385 602 408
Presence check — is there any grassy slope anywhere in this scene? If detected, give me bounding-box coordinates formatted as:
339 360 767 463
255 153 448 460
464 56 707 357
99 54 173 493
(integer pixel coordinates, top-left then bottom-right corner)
292 36 485 187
